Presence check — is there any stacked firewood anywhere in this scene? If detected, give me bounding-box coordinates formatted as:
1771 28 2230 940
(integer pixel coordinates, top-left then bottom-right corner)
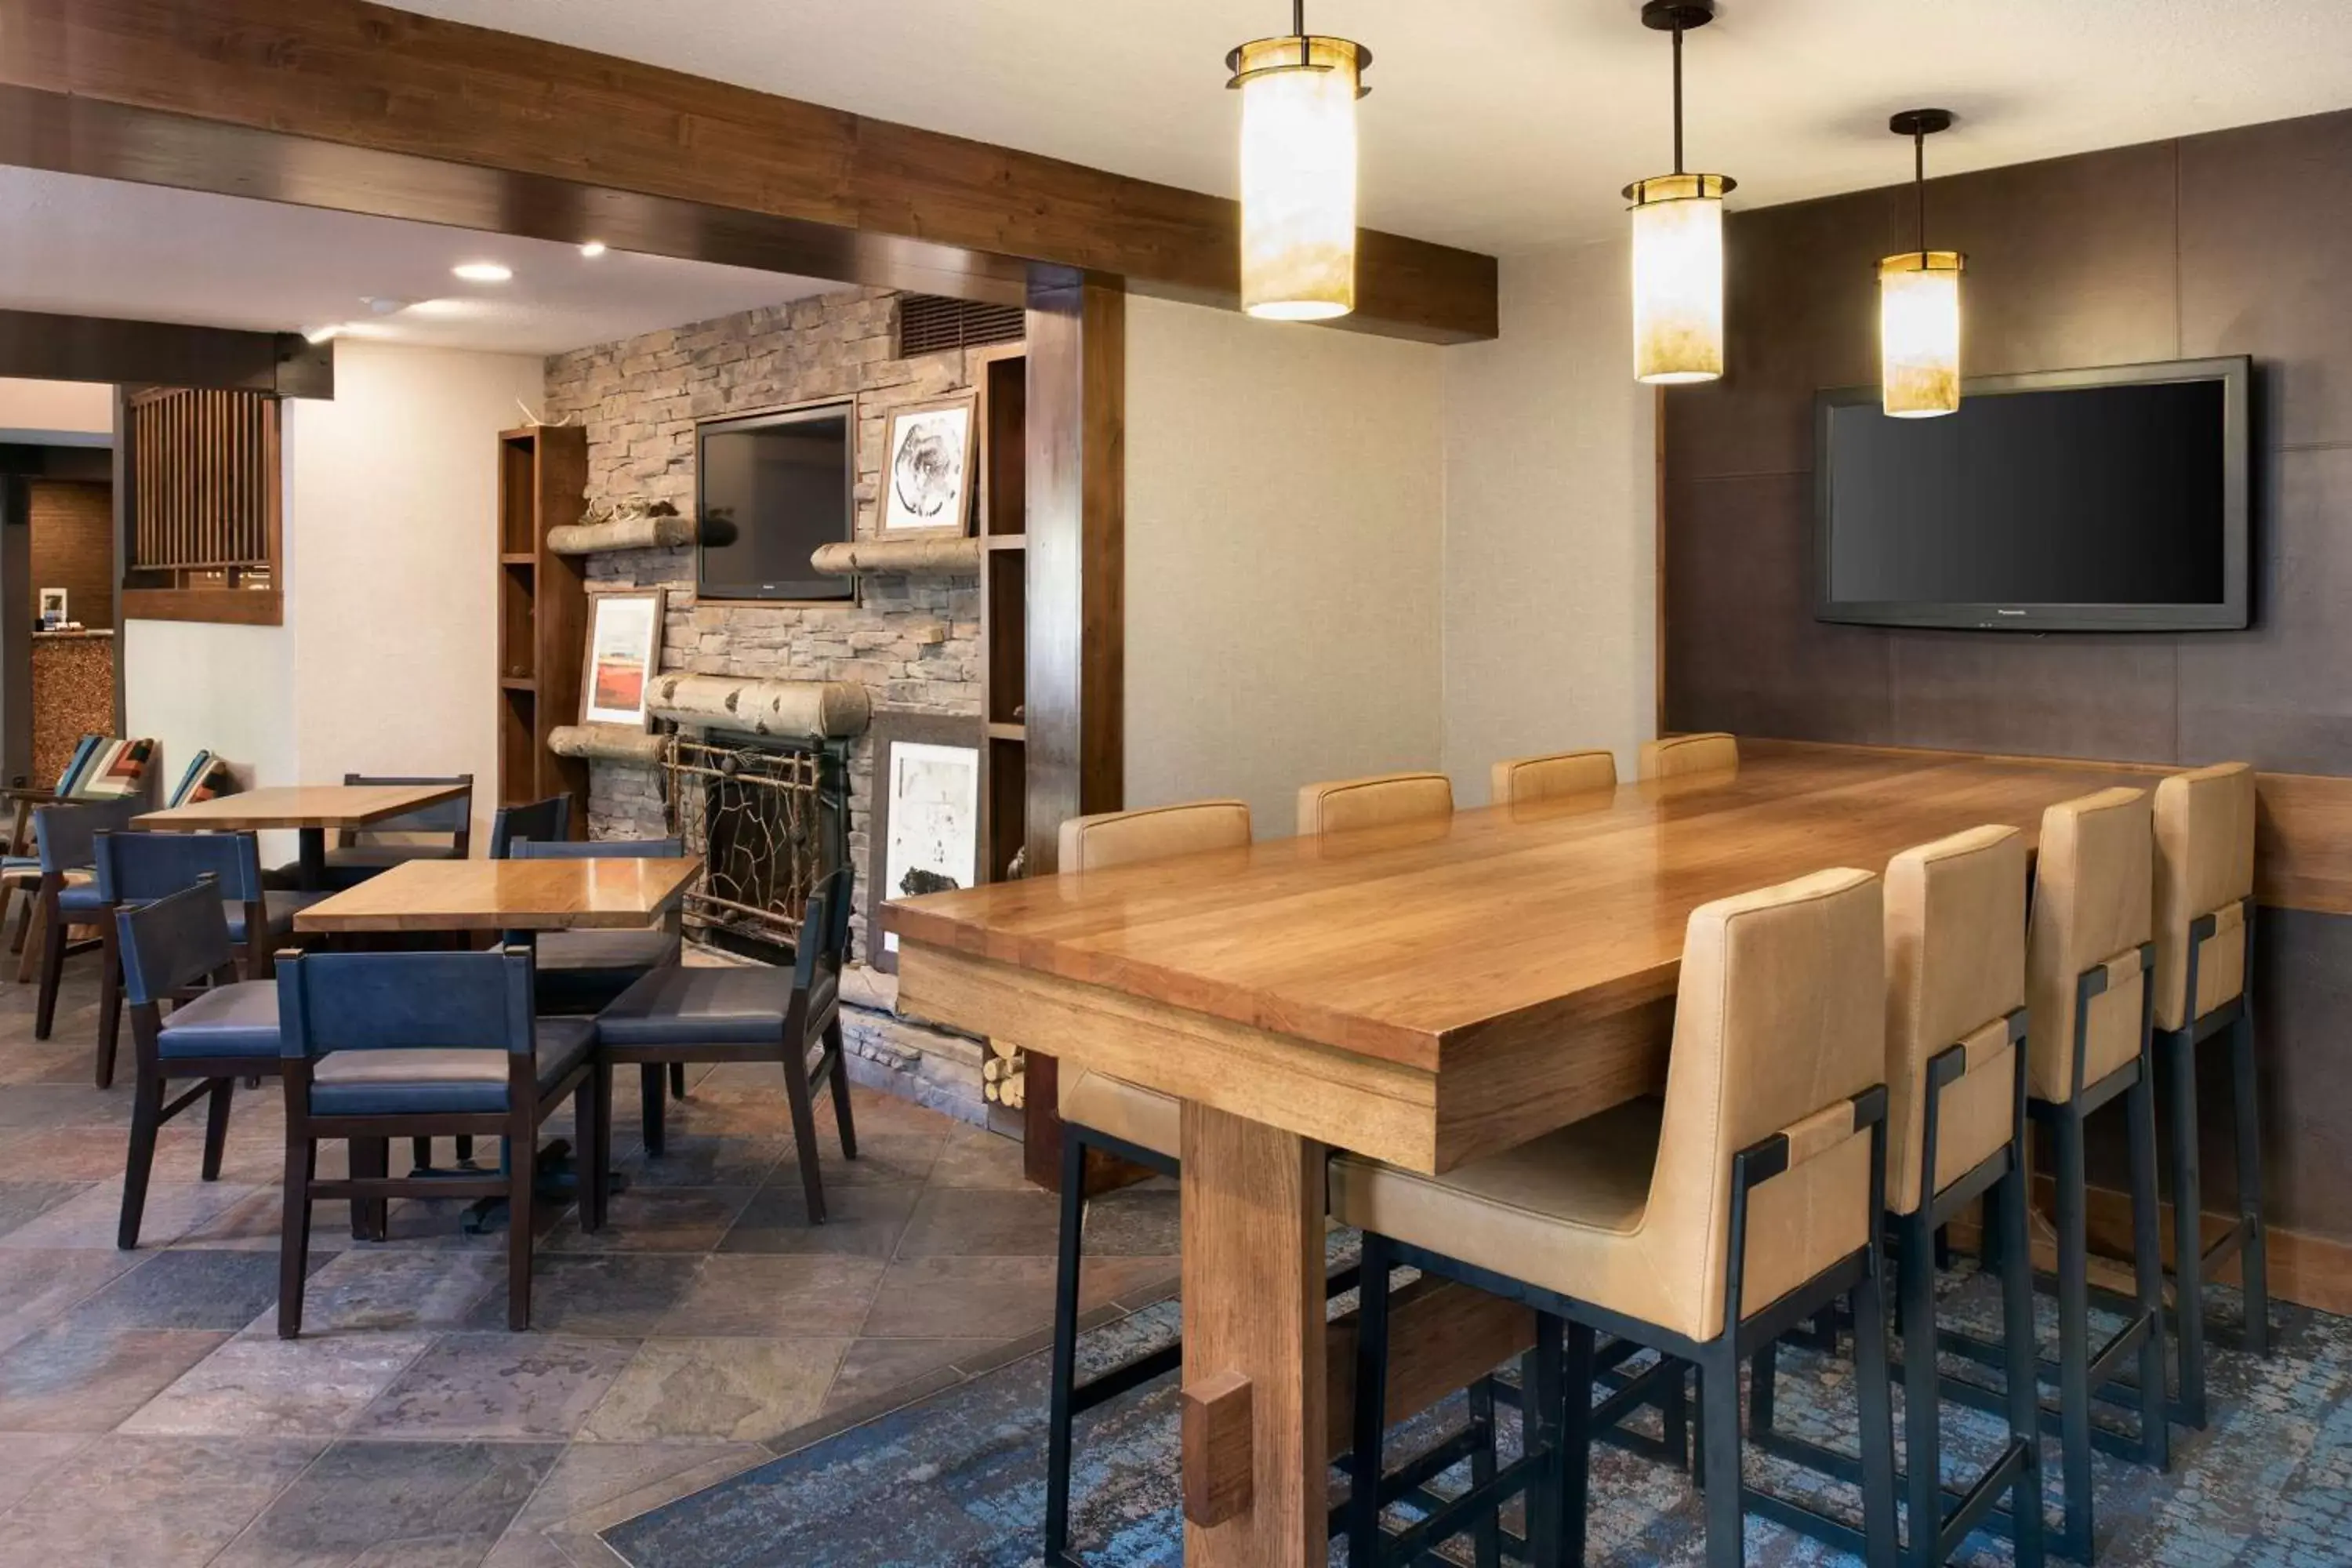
982 1040 1026 1109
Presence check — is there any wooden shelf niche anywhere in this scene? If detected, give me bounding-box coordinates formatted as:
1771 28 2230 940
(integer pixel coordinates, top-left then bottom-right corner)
975 342 1028 886
495 425 589 826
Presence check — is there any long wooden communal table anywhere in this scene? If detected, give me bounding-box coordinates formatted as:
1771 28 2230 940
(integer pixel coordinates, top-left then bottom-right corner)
887 740 2183 1565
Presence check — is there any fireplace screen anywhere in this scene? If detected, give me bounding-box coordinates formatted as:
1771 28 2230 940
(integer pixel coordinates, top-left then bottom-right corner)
662 735 844 962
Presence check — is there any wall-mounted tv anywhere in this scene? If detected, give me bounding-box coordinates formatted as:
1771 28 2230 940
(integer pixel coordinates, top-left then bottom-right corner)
696 402 855 602
1814 356 2249 632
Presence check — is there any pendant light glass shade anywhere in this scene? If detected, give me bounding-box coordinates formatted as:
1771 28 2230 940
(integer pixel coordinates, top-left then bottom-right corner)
1878 250 1965 416
1228 34 1368 321
1626 172 1730 383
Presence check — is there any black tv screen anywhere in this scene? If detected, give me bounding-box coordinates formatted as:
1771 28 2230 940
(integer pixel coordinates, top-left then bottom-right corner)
696 404 854 601
1815 357 2249 631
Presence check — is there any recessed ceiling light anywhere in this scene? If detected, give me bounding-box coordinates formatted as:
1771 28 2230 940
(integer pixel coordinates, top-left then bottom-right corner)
360 296 416 316
453 261 513 283
579 241 608 259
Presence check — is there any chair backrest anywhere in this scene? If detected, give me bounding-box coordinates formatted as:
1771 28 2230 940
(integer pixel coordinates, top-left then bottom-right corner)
489 795 572 858
796 865 855 992
114 880 238 1007
277 947 535 1059
1295 771 1454 837
1883 825 2027 1216
1647 866 1885 1343
508 836 683 861
167 750 240 810
1638 732 1738 782
2152 762 2256 1033
1490 749 1617 808
1060 800 1251 871
341 772 473 844
2026 787 2153 1104
34 796 148 876
94 829 266 907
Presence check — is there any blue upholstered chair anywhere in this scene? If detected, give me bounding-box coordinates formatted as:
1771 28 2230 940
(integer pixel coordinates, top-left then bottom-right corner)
112 881 282 1249
92 829 325 1090
274 946 608 1335
27 796 148 1058
304 772 474 890
507 836 687 1016
488 794 572 859
597 866 858 1221
9 737 164 975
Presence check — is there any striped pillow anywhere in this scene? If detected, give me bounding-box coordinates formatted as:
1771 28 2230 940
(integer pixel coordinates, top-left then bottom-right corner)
52 733 104 797
74 737 157 800
169 750 237 808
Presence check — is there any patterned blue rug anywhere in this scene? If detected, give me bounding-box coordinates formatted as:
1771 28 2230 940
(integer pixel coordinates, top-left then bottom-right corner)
604 1269 2350 1567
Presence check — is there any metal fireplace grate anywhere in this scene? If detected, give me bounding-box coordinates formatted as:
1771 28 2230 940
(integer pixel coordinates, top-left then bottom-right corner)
662 735 845 962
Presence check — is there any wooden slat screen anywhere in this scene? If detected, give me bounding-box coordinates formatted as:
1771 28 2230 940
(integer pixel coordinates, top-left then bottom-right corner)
125 387 278 583
897 294 1025 358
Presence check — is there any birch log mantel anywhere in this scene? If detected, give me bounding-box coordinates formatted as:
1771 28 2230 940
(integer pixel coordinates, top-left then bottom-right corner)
646 673 870 740
548 725 670 764
808 537 985 577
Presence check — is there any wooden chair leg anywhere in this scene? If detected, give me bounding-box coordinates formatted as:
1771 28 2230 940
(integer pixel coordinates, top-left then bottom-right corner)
16 885 45 985
1043 1131 1088 1562
411 1137 434 1171
118 1067 165 1249
2232 1006 2270 1356
779 1036 828 1225
349 1138 389 1242
507 1112 536 1330
591 1061 614 1232
6 880 31 958
277 1134 316 1339
573 1073 604 1234
95 921 124 1092
640 1063 667 1157
199 1078 234 1181
35 893 67 1043
454 1135 474 1163
669 1062 687 1101
825 1017 858 1160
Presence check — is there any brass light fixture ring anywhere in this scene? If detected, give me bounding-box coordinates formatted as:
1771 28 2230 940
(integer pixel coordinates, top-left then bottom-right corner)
1225 36 1373 96
1624 172 1737 206
1878 249 1967 275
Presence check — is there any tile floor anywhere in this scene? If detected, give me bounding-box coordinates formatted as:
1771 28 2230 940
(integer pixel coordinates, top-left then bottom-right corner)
0 960 1180 1565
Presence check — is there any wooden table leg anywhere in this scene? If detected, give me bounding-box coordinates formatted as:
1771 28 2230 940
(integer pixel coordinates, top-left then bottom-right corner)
1180 1102 1326 1566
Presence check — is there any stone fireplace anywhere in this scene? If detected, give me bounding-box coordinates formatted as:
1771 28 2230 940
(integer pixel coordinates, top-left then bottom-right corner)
540 287 998 1122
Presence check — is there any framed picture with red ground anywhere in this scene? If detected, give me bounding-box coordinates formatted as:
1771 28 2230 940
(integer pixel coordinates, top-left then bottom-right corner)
580 587 666 729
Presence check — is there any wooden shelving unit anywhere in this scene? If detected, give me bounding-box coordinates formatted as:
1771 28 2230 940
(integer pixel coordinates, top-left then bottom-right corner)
494 424 589 827
975 343 1029 884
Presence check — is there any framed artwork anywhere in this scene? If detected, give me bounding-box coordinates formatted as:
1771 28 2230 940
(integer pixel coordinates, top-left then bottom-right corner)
880 394 978 539
36 589 66 629
866 711 983 973
579 588 666 729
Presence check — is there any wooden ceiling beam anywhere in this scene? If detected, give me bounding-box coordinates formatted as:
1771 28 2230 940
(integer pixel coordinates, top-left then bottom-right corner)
0 0 1498 344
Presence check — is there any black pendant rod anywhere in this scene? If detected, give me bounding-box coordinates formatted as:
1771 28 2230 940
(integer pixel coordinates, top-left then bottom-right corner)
1295 0 1308 67
1914 125 1926 256
1671 22 1686 176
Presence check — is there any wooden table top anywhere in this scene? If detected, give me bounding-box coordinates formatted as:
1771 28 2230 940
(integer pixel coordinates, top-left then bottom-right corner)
292 855 703 933
888 741 2181 1075
136 782 470 832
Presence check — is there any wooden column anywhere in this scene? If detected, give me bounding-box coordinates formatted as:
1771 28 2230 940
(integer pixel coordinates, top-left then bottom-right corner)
1020 267 1124 1187
1181 1102 1327 1566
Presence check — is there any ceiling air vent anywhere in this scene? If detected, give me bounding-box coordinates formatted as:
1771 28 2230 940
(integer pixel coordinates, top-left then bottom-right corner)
896 294 1025 358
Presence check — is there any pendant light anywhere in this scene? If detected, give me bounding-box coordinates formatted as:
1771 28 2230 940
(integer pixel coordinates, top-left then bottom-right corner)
1880 109 1964 417
1624 0 1734 384
1226 1 1370 321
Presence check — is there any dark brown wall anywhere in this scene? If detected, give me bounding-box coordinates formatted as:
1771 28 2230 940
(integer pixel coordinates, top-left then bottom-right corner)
27 479 112 630
1661 107 2352 1243
1665 107 2352 773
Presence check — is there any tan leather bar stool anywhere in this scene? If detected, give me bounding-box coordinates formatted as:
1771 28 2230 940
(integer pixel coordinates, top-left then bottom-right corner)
1044 800 1253 1566
2151 761 2268 1427
1638 731 1738 781
1750 826 2045 1566
1490 748 1617 806
1333 869 1897 1568
1295 770 1454 835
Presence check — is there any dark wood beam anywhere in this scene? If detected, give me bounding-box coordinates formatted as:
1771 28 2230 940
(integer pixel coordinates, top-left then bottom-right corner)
0 308 332 398
0 0 1497 344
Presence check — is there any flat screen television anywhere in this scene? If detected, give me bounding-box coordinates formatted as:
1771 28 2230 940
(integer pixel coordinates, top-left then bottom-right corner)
695 402 855 602
1814 356 2249 632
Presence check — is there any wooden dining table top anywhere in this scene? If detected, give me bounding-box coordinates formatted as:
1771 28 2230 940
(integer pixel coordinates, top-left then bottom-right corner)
292 855 703 933
887 741 2182 1077
135 782 470 832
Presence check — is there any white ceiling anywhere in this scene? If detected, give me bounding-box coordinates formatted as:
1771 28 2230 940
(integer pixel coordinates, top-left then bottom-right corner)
0 167 844 356
390 0 2352 256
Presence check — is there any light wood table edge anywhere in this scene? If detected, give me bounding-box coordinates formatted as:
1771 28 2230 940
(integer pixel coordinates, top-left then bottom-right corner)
133 781 472 833
292 857 702 935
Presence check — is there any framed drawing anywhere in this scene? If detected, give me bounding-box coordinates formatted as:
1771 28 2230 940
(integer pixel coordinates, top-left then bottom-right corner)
579 588 666 729
36 589 66 630
880 394 978 539
866 711 983 973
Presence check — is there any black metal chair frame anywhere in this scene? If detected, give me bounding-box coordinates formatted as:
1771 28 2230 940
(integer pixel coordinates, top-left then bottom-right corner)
274 946 608 1335
1745 1007 2046 1567
1346 1087 1896 1568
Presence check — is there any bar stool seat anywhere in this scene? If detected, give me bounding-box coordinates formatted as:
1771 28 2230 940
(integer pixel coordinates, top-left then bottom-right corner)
1058 1067 1178 1161
154 980 279 1059
599 964 819 1047
310 1018 597 1116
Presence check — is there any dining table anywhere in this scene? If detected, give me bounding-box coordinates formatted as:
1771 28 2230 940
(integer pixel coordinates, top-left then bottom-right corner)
884 738 2190 1566
134 782 474 889
290 853 704 935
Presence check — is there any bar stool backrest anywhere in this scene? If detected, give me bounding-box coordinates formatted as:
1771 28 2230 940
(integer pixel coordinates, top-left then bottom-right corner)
1883 825 2027 1215
2152 762 2256 1033
1638 732 1738 781
1650 866 1885 1342
1060 800 1250 871
2026 787 2154 1104
1295 772 1453 837
1489 749 1617 807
